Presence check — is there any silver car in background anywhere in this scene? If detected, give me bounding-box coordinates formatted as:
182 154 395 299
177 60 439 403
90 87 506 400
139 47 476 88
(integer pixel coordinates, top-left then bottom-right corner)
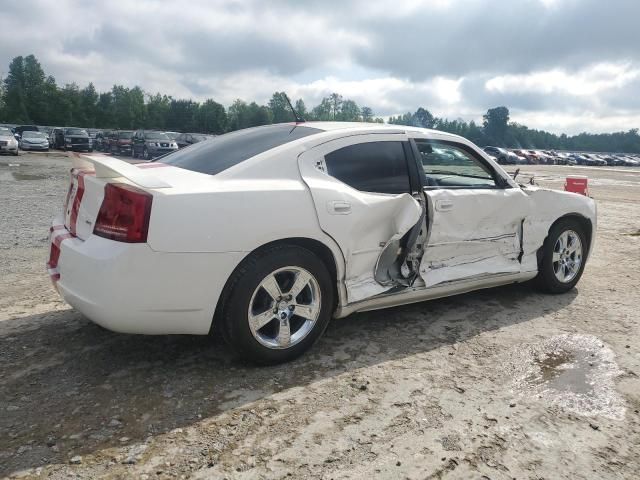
19 131 49 151
0 127 19 155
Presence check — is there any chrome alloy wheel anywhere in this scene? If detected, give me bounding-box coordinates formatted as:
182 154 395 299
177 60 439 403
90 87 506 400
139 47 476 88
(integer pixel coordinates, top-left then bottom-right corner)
552 229 583 283
248 266 321 349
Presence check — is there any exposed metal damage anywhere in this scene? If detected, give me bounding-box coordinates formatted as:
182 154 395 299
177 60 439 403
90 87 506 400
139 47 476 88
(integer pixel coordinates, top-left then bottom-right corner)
297 129 597 313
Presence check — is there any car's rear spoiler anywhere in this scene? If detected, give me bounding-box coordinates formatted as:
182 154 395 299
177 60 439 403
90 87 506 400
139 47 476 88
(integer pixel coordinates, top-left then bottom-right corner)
69 153 171 189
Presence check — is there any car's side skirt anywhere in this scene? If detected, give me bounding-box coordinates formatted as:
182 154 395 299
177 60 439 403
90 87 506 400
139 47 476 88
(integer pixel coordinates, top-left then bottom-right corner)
333 270 538 318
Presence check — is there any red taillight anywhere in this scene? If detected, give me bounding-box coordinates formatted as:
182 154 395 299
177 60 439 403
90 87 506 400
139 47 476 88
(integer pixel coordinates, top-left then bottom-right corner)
48 242 61 269
93 183 153 243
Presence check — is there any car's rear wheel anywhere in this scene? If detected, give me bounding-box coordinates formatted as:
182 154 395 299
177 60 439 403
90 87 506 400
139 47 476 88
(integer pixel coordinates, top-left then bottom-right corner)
535 218 588 293
219 245 334 365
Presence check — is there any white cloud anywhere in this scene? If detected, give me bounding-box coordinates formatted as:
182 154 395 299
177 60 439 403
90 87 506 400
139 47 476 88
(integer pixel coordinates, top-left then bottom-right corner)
0 0 639 135
486 63 640 97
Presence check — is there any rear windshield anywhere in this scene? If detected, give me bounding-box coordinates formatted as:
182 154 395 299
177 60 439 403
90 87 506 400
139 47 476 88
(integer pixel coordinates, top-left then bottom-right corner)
158 124 322 175
118 131 133 138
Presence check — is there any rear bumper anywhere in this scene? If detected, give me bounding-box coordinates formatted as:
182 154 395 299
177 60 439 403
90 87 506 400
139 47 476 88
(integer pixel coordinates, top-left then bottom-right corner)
49 218 246 335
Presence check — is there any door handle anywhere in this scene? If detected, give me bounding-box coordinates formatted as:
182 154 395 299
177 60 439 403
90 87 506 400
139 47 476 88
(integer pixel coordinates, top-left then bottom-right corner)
435 199 454 212
328 200 352 215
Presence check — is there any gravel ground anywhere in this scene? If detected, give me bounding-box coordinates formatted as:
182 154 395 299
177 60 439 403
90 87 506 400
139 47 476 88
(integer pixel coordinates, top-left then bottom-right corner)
1 153 640 479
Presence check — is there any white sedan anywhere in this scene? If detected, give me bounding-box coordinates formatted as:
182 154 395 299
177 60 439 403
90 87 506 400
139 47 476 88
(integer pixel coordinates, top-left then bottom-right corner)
49 122 596 364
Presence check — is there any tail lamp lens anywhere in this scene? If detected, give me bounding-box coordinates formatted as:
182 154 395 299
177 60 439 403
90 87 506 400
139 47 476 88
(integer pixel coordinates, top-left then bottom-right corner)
93 183 152 243
48 242 61 269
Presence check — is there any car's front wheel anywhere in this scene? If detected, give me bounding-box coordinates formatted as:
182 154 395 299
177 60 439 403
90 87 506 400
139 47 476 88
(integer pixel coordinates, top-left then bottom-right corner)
220 245 334 364
535 218 588 293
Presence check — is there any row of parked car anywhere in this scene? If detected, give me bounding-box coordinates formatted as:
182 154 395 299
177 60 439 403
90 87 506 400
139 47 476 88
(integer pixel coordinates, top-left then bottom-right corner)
93 130 212 159
0 124 214 159
3 123 640 166
483 146 640 167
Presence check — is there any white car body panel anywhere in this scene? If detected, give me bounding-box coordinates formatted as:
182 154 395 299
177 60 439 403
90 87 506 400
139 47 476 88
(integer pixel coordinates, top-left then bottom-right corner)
51 219 244 334
298 133 422 302
420 187 530 287
49 123 597 335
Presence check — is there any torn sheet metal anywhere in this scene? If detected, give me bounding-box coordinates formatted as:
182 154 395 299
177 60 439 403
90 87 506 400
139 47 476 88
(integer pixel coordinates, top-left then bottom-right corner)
298 134 423 303
420 188 530 287
342 193 422 302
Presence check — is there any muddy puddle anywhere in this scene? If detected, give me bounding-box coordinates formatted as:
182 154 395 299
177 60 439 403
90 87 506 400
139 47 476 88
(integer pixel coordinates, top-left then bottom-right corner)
504 334 626 419
0 171 50 181
531 349 593 395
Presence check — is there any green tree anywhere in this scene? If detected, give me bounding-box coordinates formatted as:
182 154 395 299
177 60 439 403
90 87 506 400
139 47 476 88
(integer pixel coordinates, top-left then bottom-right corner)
80 83 99 127
294 99 308 120
195 99 227 133
268 92 293 123
23 54 47 124
95 92 114 128
166 99 199 132
3 56 29 123
361 106 373 122
311 97 332 121
59 83 82 126
483 106 510 146
337 99 360 121
145 93 170 130
329 93 343 119
413 107 436 128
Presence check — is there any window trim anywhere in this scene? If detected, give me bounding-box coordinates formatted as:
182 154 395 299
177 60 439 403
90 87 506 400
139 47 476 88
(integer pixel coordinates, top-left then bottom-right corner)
410 138 510 190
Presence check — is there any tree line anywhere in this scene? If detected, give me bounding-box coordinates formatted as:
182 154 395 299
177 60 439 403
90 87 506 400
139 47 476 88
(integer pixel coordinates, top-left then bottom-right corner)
1 54 639 153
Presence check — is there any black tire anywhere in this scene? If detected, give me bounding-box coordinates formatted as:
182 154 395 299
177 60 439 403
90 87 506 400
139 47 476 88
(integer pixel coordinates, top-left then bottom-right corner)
535 218 588 294
219 245 334 365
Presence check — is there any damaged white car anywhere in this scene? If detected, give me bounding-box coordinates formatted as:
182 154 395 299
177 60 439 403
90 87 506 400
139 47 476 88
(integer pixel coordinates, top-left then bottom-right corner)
48 122 596 364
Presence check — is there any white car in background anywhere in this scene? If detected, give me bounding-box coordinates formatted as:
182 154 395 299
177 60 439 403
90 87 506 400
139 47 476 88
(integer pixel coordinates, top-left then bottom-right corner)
48 122 596 364
0 127 19 155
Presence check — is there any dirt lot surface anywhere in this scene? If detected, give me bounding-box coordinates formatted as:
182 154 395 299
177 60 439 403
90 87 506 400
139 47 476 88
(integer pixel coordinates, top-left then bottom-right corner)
1 153 640 479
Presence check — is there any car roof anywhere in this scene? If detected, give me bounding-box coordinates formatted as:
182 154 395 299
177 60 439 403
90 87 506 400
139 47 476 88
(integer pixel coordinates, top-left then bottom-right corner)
283 121 468 143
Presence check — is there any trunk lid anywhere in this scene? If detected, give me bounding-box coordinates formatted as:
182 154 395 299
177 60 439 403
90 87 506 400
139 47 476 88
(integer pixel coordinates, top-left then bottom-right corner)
63 154 212 240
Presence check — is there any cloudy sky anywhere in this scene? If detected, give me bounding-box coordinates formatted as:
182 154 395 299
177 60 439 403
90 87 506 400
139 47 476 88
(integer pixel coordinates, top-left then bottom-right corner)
1 0 639 134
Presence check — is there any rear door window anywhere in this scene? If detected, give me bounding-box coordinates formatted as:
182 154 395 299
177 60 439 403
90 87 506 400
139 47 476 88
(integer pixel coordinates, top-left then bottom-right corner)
324 141 411 195
160 124 322 175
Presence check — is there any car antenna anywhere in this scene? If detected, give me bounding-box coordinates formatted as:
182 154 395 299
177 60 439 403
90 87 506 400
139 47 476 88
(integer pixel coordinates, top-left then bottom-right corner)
284 93 305 124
